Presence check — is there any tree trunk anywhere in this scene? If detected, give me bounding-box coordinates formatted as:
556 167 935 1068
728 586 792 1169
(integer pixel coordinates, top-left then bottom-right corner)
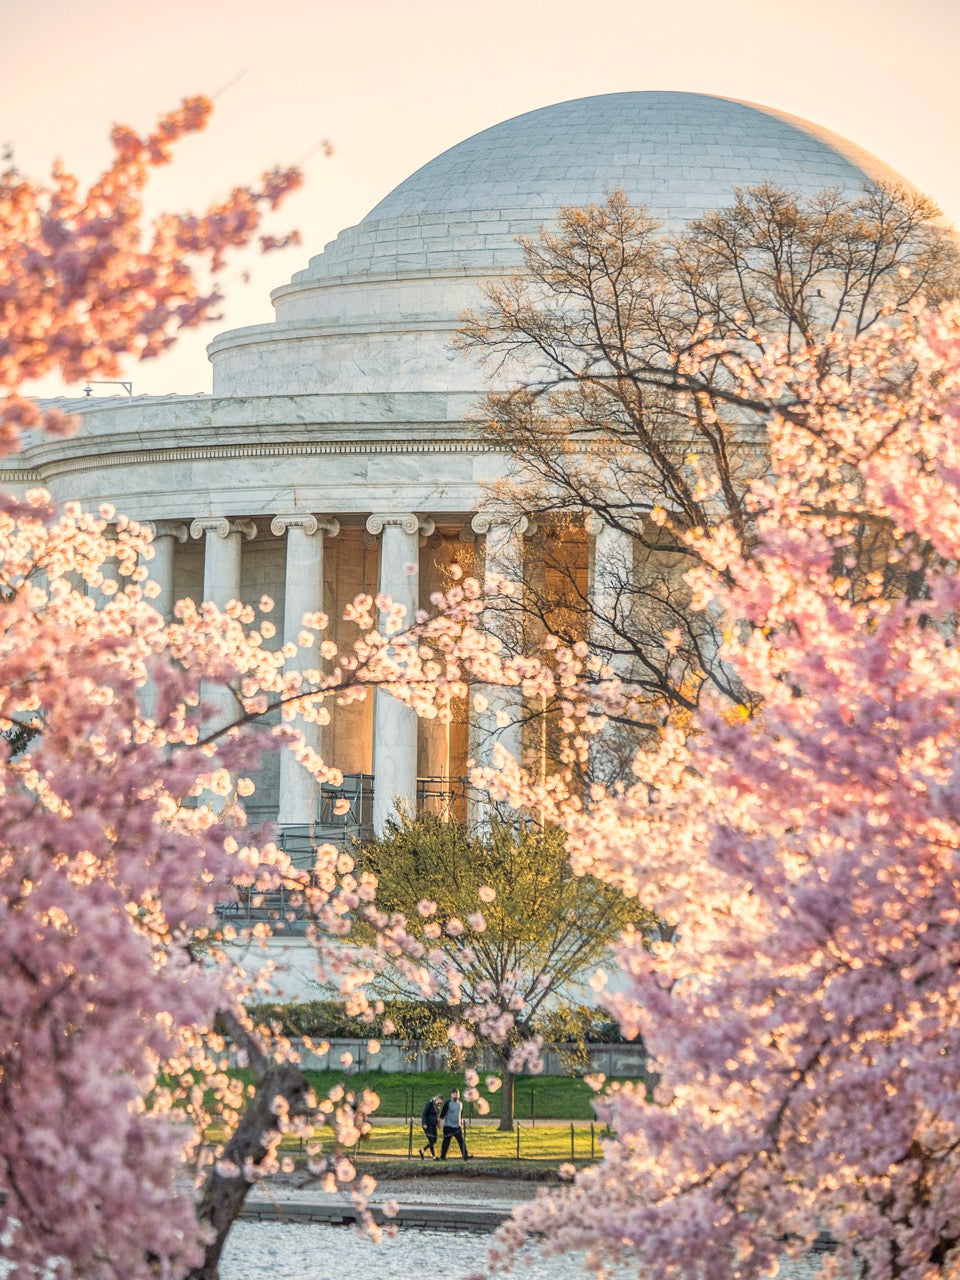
498 1062 516 1132
186 1018 313 1280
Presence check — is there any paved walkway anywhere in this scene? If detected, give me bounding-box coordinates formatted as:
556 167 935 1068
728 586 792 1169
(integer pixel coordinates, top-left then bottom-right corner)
243 1174 539 1232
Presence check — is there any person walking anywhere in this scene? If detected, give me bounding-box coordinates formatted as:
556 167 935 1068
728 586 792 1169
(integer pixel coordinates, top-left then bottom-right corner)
419 1094 442 1159
440 1087 471 1160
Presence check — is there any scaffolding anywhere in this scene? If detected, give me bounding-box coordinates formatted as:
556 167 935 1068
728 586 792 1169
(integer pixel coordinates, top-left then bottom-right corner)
218 773 474 925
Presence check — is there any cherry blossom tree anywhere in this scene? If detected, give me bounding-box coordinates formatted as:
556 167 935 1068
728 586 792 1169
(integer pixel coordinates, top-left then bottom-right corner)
0 497 284 1278
0 100 352 1280
0 95 544 1280
0 490 418 1279
0 91 591 1280
474 302 960 1280
0 94 303 445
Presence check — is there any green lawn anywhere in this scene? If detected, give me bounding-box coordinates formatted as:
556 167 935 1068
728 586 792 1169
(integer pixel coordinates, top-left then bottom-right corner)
203 1070 644 1165
243 1122 608 1165
300 1069 614 1121
364 1120 604 1163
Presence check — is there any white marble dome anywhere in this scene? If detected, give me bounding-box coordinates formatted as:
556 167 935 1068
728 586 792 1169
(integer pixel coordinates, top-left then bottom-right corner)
208 91 910 397
294 91 908 281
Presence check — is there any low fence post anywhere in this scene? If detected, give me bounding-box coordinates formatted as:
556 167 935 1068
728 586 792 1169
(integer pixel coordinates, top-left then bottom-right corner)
516 1122 521 1162
408 1119 413 1159
590 1122 595 1161
570 1123 575 1162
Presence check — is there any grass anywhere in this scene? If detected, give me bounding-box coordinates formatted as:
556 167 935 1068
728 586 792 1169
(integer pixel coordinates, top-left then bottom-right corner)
203 1071 639 1165
299 1069 612 1121
206 1122 607 1165
360 1121 606 1163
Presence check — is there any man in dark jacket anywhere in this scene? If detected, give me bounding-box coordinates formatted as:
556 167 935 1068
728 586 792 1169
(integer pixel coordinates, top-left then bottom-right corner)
440 1088 470 1159
419 1094 442 1159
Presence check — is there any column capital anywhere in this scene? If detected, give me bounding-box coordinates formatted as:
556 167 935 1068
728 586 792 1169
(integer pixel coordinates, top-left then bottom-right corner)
366 512 435 538
144 520 189 544
189 517 257 542
270 513 340 539
470 512 529 538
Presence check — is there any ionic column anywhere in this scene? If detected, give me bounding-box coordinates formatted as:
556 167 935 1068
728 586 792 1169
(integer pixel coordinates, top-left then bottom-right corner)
189 517 257 727
365 512 435 834
189 516 257 608
143 521 188 620
470 512 527 775
271 514 340 829
89 523 121 611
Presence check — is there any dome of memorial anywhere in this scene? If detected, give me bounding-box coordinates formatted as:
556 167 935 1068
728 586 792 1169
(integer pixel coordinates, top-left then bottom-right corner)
209 91 913 396
291 90 910 284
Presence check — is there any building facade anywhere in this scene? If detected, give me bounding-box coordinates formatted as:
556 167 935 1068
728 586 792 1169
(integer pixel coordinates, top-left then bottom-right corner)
13 92 910 850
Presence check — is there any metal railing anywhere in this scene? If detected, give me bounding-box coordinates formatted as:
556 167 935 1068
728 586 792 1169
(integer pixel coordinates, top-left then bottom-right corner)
317 771 374 841
215 879 312 933
217 771 481 925
274 824 317 869
415 774 473 821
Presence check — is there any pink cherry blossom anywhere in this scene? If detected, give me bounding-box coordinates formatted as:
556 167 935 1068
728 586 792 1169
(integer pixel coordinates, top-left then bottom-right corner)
485 302 960 1280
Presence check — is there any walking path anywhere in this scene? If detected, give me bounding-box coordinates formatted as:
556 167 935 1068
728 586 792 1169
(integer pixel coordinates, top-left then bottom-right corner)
243 1174 539 1232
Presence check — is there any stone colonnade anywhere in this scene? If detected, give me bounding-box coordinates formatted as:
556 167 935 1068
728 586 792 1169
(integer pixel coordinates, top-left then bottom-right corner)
144 509 630 834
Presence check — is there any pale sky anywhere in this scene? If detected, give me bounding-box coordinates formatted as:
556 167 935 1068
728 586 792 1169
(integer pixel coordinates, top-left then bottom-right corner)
4 0 958 398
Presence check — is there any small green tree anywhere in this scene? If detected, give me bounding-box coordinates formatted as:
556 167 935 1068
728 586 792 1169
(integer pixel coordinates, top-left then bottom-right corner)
359 812 654 1130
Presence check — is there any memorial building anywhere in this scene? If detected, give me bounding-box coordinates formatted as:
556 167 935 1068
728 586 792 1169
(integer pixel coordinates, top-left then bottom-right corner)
12 91 913 855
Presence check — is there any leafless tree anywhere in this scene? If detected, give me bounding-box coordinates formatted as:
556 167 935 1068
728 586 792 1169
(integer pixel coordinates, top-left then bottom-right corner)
459 184 960 751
